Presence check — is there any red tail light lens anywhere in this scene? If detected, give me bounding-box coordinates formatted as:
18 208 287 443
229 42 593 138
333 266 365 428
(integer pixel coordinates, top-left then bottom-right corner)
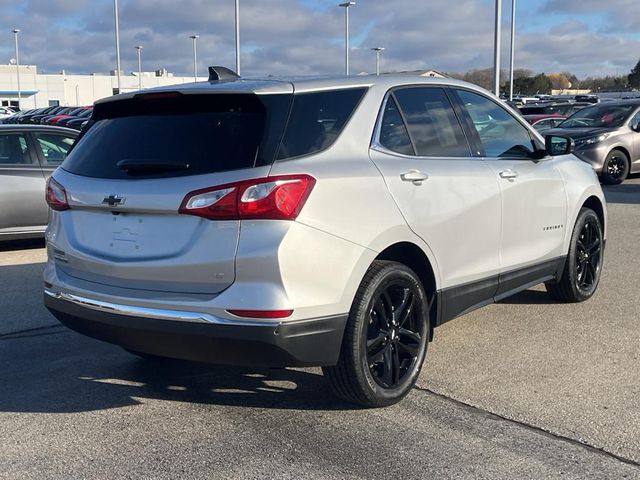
46 177 70 211
179 174 316 221
227 309 293 319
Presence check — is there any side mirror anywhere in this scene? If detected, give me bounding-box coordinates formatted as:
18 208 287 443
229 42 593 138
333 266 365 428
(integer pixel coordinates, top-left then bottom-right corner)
545 135 574 156
631 123 640 133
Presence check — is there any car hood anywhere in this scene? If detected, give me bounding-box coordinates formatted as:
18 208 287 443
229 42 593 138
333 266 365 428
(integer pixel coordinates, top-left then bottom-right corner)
545 126 616 139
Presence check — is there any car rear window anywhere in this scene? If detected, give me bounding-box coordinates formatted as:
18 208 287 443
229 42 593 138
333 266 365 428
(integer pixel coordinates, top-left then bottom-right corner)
62 93 291 179
276 87 367 160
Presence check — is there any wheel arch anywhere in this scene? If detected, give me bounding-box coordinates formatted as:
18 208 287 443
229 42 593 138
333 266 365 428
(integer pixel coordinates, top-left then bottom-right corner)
582 195 606 233
375 242 439 334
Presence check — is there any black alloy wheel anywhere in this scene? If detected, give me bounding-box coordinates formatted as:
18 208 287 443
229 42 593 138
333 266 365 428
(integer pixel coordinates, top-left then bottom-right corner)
324 260 430 407
575 216 602 294
366 281 424 389
601 149 629 185
546 208 603 302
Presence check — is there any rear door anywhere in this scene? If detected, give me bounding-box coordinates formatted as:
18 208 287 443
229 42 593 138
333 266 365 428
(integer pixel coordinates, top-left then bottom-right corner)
49 91 292 294
369 86 502 318
451 88 567 297
0 131 48 235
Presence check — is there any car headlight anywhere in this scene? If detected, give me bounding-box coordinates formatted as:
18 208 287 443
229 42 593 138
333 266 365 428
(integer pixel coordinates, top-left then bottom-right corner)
575 133 610 148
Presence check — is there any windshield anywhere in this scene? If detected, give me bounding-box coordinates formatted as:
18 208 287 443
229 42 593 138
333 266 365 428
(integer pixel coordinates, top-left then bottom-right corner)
559 104 635 128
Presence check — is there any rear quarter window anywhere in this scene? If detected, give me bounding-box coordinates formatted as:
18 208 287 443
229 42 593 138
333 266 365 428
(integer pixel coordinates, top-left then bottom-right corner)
276 87 367 160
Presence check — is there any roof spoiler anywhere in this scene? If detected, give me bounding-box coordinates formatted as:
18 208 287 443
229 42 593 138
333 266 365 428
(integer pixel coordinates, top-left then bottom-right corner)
208 66 240 82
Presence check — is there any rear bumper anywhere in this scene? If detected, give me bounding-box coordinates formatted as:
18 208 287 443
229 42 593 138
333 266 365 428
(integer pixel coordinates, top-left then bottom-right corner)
44 290 347 367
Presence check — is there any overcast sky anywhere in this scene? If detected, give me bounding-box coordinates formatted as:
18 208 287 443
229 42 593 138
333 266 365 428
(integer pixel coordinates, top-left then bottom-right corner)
0 0 638 78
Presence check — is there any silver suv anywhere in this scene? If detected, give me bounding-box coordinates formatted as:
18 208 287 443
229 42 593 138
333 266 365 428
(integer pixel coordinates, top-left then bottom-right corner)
44 71 606 407
548 99 640 184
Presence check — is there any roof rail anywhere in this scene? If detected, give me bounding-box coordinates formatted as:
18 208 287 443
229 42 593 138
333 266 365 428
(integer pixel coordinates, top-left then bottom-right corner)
208 66 240 82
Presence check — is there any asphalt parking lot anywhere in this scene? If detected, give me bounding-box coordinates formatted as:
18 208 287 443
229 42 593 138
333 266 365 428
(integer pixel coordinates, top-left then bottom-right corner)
1 177 639 479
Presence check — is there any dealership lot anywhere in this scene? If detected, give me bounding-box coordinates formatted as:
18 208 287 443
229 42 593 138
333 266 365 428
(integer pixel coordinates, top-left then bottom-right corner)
1 178 638 479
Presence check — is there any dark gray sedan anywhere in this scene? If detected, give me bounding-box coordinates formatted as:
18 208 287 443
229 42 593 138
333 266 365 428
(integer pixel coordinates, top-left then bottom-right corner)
0 125 78 241
547 99 640 184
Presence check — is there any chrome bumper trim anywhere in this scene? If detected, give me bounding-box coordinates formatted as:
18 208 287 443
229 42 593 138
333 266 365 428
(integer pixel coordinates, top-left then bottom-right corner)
44 289 281 327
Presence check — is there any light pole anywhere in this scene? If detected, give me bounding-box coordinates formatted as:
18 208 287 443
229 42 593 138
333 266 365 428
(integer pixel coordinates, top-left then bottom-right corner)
235 0 241 75
371 47 384 76
508 0 516 101
338 2 355 76
492 0 502 96
11 29 20 109
135 45 143 90
190 35 199 81
113 0 122 93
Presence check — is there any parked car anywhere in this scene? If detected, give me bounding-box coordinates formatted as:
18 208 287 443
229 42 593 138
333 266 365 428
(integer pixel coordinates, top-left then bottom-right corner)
57 108 93 128
27 106 68 124
44 73 606 407
45 107 88 126
0 106 16 118
547 99 640 184
519 102 590 116
0 125 78 241
524 114 567 133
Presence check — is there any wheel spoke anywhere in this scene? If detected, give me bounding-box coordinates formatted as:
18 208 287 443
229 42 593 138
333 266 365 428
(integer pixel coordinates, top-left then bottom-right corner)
396 340 418 357
373 298 390 328
391 344 401 384
396 290 414 328
367 334 386 354
587 237 600 255
381 345 393 386
398 327 421 344
381 291 394 322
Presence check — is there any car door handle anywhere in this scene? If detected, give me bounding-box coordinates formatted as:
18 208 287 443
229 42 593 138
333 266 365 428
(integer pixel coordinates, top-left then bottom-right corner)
499 169 519 180
400 170 429 184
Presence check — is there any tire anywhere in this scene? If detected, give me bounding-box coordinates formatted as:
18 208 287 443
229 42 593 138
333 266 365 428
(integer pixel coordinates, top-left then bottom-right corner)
600 149 629 185
545 208 603 302
323 260 431 407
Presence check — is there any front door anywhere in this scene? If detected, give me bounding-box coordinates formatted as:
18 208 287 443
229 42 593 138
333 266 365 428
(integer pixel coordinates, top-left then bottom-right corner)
451 88 568 297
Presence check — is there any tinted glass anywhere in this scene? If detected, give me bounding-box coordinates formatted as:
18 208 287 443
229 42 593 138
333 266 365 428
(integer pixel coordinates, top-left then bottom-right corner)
34 133 76 165
276 88 366 160
393 88 469 157
560 104 636 128
0 134 30 164
63 94 291 179
457 89 535 158
628 111 640 130
379 96 414 155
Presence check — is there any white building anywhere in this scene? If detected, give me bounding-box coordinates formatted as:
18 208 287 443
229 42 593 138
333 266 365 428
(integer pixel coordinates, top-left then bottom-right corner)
0 64 206 110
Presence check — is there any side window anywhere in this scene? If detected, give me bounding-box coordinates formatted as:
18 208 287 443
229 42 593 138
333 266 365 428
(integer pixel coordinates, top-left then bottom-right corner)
34 133 76 165
457 89 535 158
629 111 640 131
393 88 470 157
0 133 30 164
276 87 366 160
378 96 414 155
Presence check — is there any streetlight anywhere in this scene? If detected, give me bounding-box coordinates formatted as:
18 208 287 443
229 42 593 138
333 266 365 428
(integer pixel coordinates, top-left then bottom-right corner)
508 0 516 101
235 0 241 75
113 0 122 93
371 47 384 76
190 35 199 81
338 2 355 76
135 45 143 90
492 0 502 96
11 29 20 109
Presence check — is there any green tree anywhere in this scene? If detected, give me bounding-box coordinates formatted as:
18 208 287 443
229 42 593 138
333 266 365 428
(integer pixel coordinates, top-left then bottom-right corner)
513 73 553 95
629 59 640 88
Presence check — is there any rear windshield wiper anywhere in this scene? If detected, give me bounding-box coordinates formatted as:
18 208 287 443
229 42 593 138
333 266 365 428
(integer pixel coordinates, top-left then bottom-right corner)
116 159 190 174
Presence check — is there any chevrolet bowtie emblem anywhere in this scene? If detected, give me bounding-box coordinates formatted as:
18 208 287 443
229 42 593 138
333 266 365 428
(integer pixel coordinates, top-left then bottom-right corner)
102 195 126 207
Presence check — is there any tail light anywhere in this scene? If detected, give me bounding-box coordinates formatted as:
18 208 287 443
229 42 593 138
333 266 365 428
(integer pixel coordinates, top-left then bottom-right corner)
179 174 316 221
46 177 70 211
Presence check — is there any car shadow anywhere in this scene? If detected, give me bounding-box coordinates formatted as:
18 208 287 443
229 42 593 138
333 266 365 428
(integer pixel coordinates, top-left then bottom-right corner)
602 174 640 205
0 326 359 414
497 288 557 305
0 238 45 252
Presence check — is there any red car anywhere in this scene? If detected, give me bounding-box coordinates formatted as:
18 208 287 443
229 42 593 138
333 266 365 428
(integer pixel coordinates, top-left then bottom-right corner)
46 106 92 126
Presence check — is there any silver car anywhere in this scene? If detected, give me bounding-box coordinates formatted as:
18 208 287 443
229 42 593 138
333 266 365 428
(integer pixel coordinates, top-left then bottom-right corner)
548 99 640 184
44 71 606 407
0 125 78 241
